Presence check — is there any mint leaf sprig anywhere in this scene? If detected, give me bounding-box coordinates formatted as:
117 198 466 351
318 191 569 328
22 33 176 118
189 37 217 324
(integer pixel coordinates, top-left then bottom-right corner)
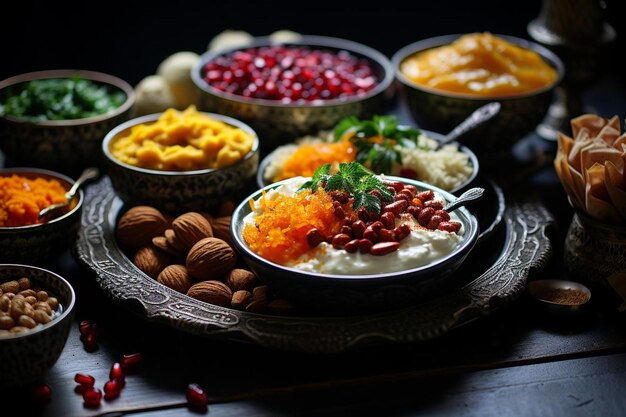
299 161 393 213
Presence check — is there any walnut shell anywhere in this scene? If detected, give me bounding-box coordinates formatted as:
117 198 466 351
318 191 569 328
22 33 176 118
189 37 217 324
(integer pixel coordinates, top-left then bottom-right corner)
157 264 193 294
187 280 232 307
133 246 170 279
186 237 236 280
116 206 168 249
172 212 213 250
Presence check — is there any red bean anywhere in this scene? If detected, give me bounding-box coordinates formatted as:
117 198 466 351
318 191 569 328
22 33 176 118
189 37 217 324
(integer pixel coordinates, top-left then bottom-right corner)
358 239 373 254
434 209 451 222
406 206 421 219
427 215 443 230
370 241 401 255
438 221 462 233
340 225 352 236
378 228 396 242
395 224 411 241
417 207 435 227
380 212 395 229
424 200 444 210
306 228 325 247
417 190 434 201
344 239 360 253
332 234 351 249
351 220 366 238
383 200 409 216
404 184 418 196
363 228 378 242
357 207 369 222
368 189 383 201
333 206 345 219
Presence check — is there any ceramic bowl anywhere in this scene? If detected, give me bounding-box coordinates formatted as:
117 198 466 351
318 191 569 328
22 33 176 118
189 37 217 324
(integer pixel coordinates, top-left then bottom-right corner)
391 34 564 155
0 69 134 175
0 168 84 264
102 112 259 215
231 176 479 314
191 35 395 150
0 264 75 387
256 129 479 196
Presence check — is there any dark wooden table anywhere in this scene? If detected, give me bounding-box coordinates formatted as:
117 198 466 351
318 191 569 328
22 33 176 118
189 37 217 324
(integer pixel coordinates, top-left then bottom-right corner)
3 77 626 417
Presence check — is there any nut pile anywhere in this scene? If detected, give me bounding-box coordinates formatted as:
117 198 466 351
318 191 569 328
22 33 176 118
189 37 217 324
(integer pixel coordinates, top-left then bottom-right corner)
0 277 60 336
116 203 293 314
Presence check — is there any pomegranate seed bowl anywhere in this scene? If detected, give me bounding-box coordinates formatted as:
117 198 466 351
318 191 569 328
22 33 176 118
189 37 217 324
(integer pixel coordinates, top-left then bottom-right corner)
391 33 564 155
102 110 259 214
0 264 76 387
231 172 479 315
191 35 395 150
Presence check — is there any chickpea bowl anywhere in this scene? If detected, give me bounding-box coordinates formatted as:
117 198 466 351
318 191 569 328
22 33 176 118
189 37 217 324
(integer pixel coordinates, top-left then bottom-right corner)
191 35 395 150
232 164 479 314
0 264 76 387
0 69 134 174
391 33 564 154
102 107 259 214
0 168 84 264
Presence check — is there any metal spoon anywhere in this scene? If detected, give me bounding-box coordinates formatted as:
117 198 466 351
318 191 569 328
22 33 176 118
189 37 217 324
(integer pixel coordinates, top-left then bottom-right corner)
445 187 485 212
435 102 501 149
38 167 100 220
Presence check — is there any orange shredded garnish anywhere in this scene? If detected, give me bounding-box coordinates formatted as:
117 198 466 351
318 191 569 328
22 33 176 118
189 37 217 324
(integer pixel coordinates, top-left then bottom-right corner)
0 175 68 227
273 141 356 181
242 188 343 265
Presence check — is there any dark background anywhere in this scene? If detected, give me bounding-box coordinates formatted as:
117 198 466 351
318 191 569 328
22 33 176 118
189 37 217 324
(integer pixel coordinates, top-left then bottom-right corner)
2 0 623 89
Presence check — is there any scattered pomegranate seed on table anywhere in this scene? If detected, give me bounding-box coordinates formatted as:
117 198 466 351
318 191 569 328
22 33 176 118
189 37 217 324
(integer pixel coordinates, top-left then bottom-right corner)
74 373 95 388
186 383 209 410
121 352 144 370
104 379 122 400
82 387 103 408
31 383 52 402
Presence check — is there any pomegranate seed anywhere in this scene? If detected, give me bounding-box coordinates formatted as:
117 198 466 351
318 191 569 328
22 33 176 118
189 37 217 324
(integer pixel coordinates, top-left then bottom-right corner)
82 331 98 352
79 320 97 336
104 379 122 400
31 383 52 402
201 45 378 102
186 383 208 409
74 385 85 394
121 352 144 370
74 373 95 387
83 387 102 408
110 362 125 381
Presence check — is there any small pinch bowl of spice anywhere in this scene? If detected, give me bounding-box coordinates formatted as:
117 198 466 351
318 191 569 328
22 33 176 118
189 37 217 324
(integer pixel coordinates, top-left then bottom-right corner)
102 106 259 214
0 264 76 387
191 35 395 149
232 162 479 314
392 33 564 155
0 69 134 174
527 279 591 314
0 168 84 264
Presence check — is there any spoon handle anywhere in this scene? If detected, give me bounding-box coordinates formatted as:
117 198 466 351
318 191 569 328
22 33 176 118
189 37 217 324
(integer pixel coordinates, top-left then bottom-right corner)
65 167 100 199
437 102 501 149
445 187 485 212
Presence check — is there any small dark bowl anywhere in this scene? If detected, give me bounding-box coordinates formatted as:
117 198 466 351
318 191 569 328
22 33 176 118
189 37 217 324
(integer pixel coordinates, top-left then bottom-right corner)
0 69 134 175
0 168 83 264
102 112 259 215
391 34 564 155
0 264 75 387
256 129 479 195
527 279 591 316
232 176 479 314
191 35 395 150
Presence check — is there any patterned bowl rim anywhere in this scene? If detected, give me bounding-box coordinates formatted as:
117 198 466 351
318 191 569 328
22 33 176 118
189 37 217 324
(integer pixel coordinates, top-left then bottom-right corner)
0 263 76 340
231 175 479 282
0 167 84 232
391 33 565 100
0 69 135 126
191 34 395 108
102 111 259 176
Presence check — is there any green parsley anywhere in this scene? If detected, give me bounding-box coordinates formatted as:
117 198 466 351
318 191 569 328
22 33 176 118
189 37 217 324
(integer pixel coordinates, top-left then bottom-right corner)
333 115 428 173
299 161 393 213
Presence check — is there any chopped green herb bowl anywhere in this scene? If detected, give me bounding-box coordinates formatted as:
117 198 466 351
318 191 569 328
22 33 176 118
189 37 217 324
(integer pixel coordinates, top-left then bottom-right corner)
0 70 135 175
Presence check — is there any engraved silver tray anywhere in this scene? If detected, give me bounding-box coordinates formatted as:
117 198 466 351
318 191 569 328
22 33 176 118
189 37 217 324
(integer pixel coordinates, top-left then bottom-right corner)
75 177 552 353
